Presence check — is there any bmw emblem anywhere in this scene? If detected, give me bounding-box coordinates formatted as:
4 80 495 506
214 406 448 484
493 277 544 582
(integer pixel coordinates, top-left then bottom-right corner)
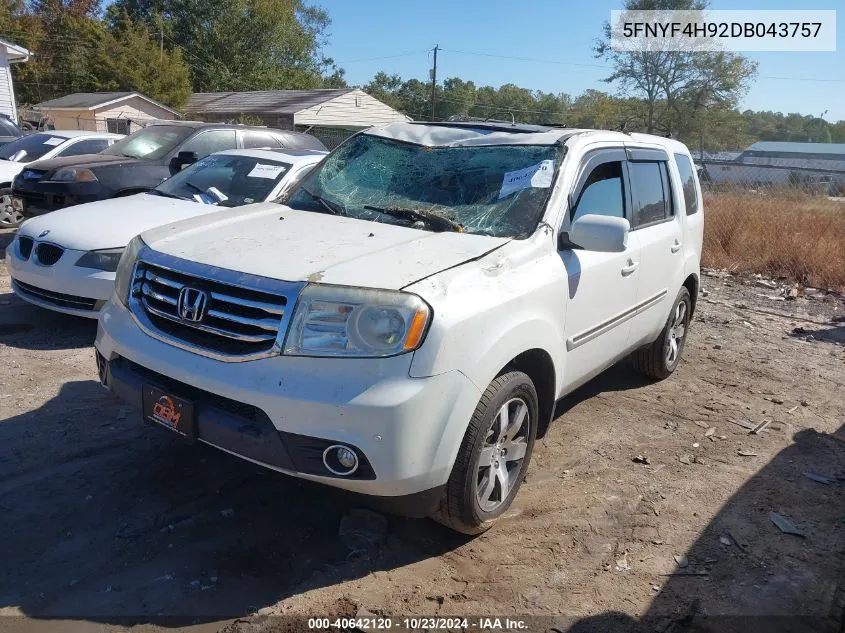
38 230 49 238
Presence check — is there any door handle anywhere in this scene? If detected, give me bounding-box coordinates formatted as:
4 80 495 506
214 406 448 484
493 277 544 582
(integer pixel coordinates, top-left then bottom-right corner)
621 260 639 276
670 240 682 253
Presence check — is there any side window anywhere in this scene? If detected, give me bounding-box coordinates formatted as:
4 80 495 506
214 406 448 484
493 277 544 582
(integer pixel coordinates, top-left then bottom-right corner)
674 153 699 215
242 131 282 149
180 130 238 158
629 161 671 228
58 138 110 157
571 161 625 223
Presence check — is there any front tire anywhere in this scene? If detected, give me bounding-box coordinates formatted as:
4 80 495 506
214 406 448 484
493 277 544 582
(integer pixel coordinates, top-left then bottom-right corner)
0 187 23 228
631 286 692 380
432 371 538 535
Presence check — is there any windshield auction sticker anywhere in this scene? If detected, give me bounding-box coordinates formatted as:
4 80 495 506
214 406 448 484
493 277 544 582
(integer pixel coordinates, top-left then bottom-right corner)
248 163 287 179
499 160 555 199
610 9 836 52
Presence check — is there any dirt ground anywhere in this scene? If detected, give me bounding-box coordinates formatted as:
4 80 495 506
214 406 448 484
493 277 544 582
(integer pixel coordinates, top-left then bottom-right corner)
1 225 844 633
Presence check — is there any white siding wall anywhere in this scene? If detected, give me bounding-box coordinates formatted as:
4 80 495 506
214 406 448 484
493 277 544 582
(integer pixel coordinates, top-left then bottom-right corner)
294 89 409 128
0 49 16 120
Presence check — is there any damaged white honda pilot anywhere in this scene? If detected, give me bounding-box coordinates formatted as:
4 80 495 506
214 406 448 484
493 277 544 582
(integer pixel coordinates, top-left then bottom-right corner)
95 121 703 534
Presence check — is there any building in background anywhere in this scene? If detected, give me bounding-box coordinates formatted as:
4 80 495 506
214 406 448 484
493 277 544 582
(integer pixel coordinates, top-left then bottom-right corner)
34 92 180 134
186 88 410 149
699 141 845 194
736 141 845 172
0 39 30 120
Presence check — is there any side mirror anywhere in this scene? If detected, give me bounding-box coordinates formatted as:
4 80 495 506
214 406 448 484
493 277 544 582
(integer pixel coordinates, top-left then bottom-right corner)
10 149 26 162
568 214 630 253
168 151 198 175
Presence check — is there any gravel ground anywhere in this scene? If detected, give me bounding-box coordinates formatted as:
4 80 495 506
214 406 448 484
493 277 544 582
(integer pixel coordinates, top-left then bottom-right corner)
1 226 843 633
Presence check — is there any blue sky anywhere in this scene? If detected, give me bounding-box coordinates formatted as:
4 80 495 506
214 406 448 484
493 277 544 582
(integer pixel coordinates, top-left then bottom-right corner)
319 0 844 121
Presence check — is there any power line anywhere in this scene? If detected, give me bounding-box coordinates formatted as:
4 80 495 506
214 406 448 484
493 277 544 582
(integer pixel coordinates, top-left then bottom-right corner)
440 47 845 83
335 50 429 64
440 48 611 70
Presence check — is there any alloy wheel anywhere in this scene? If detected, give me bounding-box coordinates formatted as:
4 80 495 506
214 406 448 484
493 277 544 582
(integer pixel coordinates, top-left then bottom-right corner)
476 397 530 512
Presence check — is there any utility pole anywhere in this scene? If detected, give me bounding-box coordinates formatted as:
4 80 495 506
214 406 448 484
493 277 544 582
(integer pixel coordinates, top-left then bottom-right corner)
430 45 438 121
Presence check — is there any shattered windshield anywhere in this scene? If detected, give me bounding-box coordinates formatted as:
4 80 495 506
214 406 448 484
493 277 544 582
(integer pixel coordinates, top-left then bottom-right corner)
285 133 563 237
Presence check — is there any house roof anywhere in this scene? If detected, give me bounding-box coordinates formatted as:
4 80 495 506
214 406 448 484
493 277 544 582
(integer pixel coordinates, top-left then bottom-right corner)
35 92 180 116
0 38 31 62
185 89 354 115
744 141 845 157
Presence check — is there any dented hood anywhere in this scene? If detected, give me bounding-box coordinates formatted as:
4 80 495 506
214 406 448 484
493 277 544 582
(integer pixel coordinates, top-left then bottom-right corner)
141 203 510 290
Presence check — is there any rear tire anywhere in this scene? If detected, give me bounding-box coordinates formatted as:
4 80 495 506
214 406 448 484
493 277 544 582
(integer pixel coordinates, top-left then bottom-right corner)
0 187 23 228
431 370 538 535
631 286 691 380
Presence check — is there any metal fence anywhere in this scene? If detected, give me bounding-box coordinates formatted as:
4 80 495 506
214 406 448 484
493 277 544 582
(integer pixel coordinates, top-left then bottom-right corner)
696 160 845 292
295 126 357 150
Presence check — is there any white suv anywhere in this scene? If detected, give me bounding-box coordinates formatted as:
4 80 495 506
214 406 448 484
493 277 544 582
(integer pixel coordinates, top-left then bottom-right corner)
95 122 703 534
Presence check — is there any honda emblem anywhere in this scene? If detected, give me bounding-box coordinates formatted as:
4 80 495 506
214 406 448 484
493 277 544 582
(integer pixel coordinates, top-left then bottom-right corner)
177 287 208 322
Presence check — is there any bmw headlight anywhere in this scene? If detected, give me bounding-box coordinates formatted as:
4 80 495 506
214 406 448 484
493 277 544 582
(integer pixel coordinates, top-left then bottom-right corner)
283 285 431 357
75 248 124 272
49 167 99 182
114 236 145 308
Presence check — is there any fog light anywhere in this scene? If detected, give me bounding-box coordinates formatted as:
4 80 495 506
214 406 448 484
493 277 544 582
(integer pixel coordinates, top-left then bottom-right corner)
322 444 359 476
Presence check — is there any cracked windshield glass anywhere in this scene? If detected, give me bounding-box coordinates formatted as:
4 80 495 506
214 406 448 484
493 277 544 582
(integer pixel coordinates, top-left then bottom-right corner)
286 132 562 238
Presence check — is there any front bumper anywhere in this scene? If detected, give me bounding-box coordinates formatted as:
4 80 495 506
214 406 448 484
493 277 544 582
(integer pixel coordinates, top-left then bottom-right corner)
95 299 483 507
6 240 114 318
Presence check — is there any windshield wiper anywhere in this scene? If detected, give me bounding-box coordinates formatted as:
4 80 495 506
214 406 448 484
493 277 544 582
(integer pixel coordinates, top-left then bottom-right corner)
149 189 190 201
182 181 205 196
302 187 345 216
364 205 464 233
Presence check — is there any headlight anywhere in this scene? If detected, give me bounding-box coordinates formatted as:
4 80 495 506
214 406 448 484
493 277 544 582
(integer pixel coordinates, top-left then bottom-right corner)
49 167 98 182
114 236 145 308
283 285 431 357
75 248 124 272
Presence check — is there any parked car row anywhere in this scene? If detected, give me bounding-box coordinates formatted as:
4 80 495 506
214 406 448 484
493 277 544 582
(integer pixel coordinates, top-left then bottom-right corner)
0 131 124 227
4 119 704 534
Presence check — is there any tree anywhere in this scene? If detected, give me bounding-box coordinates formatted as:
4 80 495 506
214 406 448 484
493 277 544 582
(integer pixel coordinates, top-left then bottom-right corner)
596 0 757 135
108 0 340 91
363 71 404 110
0 0 191 108
97 11 192 107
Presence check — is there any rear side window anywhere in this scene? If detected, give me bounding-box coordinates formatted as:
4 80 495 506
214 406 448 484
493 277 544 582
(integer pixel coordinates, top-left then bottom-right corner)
571 161 625 223
180 130 238 158
674 153 699 215
242 131 282 149
629 161 672 227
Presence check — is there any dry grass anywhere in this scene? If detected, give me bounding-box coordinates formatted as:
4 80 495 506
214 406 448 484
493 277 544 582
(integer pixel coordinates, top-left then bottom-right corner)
703 192 845 291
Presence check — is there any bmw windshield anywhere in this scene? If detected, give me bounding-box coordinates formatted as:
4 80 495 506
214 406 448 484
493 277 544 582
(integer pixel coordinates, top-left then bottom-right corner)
153 154 292 207
286 133 562 238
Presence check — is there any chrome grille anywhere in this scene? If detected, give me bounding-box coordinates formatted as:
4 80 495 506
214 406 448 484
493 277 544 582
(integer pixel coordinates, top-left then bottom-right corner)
18 236 33 260
129 252 303 361
35 243 64 266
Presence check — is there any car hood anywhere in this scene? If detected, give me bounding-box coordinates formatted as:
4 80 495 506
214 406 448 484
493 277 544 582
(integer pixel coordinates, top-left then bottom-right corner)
0 160 25 182
142 203 511 290
24 153 143 173
18 193 216 252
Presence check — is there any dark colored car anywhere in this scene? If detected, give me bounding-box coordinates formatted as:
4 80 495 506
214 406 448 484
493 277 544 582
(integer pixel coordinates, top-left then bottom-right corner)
0 115 24 148
13 122 327 218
